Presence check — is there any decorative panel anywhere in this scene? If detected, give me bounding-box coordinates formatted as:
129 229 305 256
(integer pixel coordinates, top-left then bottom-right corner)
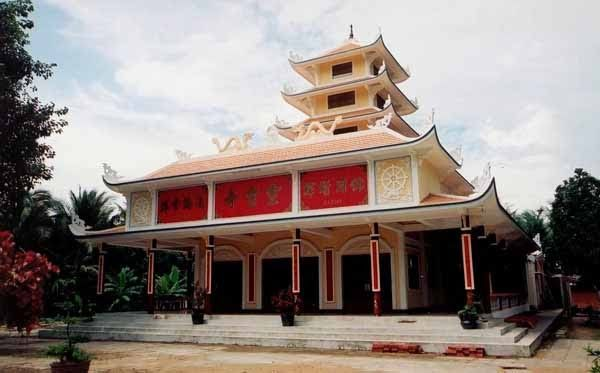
157 185 208 224
129 191 152 227
300 164 368 210
215 174 292 218
375 157 413 204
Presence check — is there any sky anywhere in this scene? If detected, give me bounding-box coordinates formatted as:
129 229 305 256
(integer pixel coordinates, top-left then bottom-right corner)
28 0 600 211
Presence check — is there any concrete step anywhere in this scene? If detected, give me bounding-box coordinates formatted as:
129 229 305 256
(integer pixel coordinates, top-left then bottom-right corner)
52 323 527 344
78 320 513 337
38 327 532 357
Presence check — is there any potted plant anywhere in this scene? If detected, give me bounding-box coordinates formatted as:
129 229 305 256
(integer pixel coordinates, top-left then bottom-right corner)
47 317 91 373
271 288 302 327
191 282 206 325
457 304 479 329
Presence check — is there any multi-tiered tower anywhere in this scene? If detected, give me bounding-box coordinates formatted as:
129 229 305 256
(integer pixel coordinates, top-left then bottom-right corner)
277 28 420 140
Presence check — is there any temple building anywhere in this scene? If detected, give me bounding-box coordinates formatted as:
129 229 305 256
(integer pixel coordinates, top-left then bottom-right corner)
73 30 539 319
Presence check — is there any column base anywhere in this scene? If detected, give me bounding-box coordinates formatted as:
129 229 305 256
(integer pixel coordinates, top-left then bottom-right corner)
205 294 212 315
373 291 382 316
147 293 155 314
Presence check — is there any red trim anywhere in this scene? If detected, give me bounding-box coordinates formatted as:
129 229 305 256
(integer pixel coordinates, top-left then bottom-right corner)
462 234 474 290
157 185 208 224
370 239 381 292
292 243 301 294
300 164 368 210
205 250 213 294
96 255 105 295
215 174 292 218
147 252 154 295
248 253 256 303
325 249 334 302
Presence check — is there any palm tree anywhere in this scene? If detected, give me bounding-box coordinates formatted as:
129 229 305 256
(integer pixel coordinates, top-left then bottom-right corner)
11 190 62 251
104 267 144 311
155 266 187 296
68 187 117 230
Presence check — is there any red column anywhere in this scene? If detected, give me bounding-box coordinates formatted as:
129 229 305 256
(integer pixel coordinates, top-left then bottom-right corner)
370 223 382 316
461 215 475 305
292 229 301 301
204 235 214 314
146 239 156 314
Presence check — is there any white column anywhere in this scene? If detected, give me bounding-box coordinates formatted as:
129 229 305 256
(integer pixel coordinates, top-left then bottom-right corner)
397 231 408 310
410 154 420 203
207 182 215 220
367 159 376 206
292 170 299 213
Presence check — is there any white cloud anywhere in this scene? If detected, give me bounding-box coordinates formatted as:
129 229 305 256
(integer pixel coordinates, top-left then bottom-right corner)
40 0 600 211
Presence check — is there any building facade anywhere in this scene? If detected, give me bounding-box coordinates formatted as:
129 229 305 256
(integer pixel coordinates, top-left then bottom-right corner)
73 32 538 318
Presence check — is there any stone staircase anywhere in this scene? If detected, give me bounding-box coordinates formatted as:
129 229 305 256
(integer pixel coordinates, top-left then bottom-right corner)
39 312 534 356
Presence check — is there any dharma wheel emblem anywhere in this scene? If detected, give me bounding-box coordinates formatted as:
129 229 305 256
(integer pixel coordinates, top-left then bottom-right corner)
131 193 151 226
381 164 408 200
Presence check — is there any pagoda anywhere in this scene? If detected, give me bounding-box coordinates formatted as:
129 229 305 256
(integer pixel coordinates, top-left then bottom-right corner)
69 27 540 325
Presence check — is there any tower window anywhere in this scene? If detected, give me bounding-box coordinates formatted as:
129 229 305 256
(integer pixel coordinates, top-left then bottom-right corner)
332 62 353 78
333 126 357 135
327 91 355 109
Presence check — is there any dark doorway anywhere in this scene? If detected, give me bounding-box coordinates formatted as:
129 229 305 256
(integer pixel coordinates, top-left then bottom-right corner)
262 257 319 313
342 254 392 314
212 261 243 313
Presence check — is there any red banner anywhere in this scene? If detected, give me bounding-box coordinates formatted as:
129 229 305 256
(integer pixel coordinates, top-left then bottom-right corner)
300 164 368 210
157 185 208 224
215 174 292 218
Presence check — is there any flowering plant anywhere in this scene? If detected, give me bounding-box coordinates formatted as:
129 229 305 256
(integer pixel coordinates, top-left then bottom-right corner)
0 231 59 334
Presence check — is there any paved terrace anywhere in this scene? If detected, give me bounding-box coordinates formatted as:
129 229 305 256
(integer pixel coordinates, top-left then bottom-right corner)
38 309 562 357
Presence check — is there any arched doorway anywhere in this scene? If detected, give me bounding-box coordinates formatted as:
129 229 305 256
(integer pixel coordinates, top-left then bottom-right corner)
260 239 321 313
339 236 394 314
212 245 243 313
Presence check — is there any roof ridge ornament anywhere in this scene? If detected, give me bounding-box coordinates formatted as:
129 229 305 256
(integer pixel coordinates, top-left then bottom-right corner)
70 214 90 234
368 113 393 129
273 116 291 129
174 149 192 161
377 61 386 75
289 50 303 62
212 132 254 154
292 116 342 141
102 163 122 183
471 162 492 193
282 82 296 94
266 125 283 144
450 145 463 166
349 24 354 39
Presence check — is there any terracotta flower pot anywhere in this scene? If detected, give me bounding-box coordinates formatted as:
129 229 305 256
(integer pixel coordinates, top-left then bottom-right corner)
50 360 91 373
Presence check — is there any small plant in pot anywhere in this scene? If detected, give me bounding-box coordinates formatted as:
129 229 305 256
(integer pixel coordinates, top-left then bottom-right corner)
191 282 206 325
271 287 302 327
457 304 479 329
47 317 91 373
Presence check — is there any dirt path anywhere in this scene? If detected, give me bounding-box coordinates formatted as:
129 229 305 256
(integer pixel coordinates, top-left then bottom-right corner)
0 337 599 373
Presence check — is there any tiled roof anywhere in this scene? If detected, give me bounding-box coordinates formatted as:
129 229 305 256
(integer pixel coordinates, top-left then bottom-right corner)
144 130 407 180
420 193 468 205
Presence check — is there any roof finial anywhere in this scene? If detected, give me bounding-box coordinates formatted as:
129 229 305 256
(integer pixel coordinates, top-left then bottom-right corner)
349 24 354 39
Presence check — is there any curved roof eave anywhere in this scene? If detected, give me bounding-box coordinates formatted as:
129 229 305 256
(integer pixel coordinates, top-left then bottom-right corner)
102 125 440 189
489 179 542 252
288 36 410 85
72 176 499 240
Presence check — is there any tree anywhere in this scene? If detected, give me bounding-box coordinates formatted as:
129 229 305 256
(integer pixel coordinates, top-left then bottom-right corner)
12 190 61 251
155 265 187 297
104 267 144 311
0 231 59 333
549 168 600 288
0 0 68 230
513 208 553 260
